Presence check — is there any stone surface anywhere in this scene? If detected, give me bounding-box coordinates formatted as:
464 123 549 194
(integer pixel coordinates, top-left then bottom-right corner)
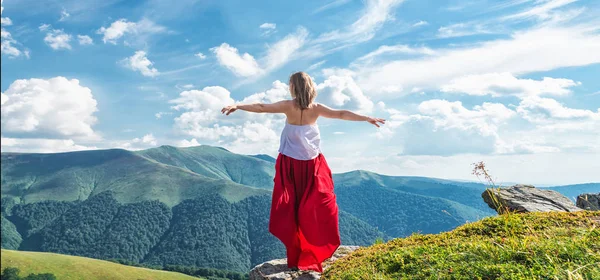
482 184 581 214
249 245 360 280
576 193 600 211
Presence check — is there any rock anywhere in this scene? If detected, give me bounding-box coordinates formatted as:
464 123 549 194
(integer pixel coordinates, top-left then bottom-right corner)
576 193 600 211
482 184 581 214
249 245 360 280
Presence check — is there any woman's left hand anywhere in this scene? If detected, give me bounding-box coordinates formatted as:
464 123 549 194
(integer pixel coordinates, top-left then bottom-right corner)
221 105 238 115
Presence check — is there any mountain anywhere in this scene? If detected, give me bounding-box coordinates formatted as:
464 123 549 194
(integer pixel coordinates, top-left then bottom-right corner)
546 183 600 201
0 148 268 207
1 145 596 273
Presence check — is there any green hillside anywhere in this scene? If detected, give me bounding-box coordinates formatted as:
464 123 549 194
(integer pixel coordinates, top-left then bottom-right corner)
324 211 600 279
136 146 275 189
1 148 269 207
1 249 199 280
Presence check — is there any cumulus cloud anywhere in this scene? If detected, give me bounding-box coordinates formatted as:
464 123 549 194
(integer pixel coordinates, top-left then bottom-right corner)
77 35 93 45
97 18 166 45
316 75 374 113
121 51 159 77
1 28 24 57
43 28 72 50
441 73 581 97
1 77 99 139
1 2 27 58
170 81 289 155
517 96 600 130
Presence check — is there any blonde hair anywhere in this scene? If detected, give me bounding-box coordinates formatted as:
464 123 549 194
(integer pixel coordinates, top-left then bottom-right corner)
289 72 317 110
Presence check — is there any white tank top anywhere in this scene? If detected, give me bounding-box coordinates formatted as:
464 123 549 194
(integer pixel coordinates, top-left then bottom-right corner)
278 122 322 160
279 121 321 160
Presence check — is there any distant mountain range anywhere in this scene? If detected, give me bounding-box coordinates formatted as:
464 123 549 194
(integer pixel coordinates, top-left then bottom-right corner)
1 145 597 272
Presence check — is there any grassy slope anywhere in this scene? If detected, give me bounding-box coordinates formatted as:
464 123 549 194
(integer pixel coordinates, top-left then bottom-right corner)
324 211 600 280
136 145 275 189
0 249 200 280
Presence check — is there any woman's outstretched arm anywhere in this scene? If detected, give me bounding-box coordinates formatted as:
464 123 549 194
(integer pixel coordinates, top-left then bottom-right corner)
221 100 289 115
317 103 385 127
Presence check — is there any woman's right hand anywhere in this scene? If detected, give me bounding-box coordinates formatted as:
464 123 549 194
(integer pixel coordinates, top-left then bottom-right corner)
366 117 386 127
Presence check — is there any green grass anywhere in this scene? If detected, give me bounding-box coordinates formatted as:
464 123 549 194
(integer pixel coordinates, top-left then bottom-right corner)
323 211 600 280
1 249 201 280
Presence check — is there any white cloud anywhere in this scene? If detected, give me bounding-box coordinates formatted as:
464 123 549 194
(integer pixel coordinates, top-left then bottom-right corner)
38 24 51 31
77 35 93 45
0 137 97 153
116 134 158 150
313 0 351 14
122 51 159 77
1 28 23 57
178 138 200 147
260 22 277 36
441 72 581 97
315 0 405 44
377 100 516 156
260 23 276 29
1 0 11 26
413 20 428 27
263 27 308 70
43 28 72 50
503 0 578 21
345 25 600 97
195 52 206 59
437 22 493 38
353 44 436 66
1 77 99 139
307 60 326 71
211 43 263 77
1 2 26 58
155 112 173 119
59 8 70 22
97 18 166 45
170 81 289 155
316 75 374 114
517 96 600 128
212 27 308 78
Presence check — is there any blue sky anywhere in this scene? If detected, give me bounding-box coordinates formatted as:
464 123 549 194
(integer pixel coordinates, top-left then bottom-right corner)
1 0 599 185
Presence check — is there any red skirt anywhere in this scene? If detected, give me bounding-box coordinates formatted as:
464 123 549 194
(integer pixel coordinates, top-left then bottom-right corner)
268 153 341 273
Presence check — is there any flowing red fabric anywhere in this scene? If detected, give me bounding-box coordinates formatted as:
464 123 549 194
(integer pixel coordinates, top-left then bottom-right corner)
269 153 341 273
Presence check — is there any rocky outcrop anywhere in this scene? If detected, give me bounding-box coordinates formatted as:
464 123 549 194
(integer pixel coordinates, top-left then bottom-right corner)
482 184 581 214
249 245 360 280
576 193 600 211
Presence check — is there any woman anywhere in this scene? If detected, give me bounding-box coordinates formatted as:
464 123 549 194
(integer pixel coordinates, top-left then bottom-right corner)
221 72 385 272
